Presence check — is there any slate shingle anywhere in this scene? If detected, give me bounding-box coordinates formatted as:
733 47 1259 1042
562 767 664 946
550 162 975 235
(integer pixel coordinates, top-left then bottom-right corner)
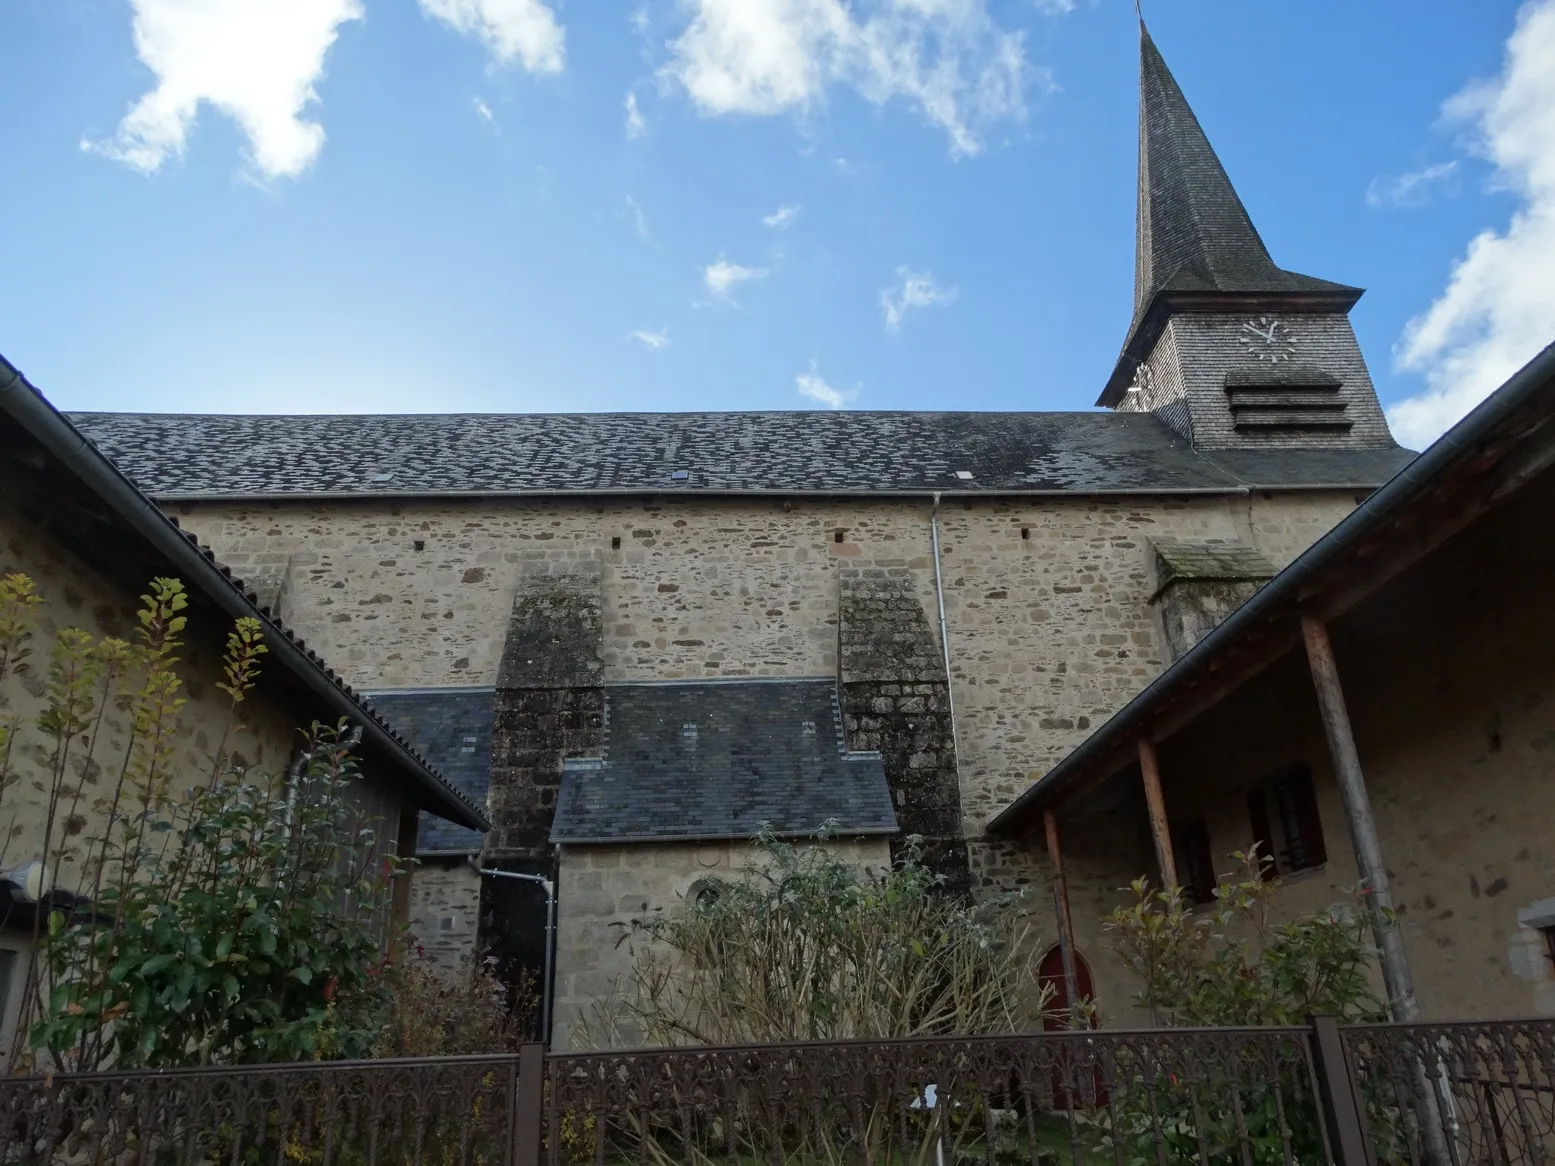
551 680 896 844
67 410 1408 496
362 688 493 855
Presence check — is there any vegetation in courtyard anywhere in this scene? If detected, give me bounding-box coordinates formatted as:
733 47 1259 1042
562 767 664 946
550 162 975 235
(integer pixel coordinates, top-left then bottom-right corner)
0 571 408 1069
1104 848 1385 1027
1087 850 1387 1164
583 829 1048 1047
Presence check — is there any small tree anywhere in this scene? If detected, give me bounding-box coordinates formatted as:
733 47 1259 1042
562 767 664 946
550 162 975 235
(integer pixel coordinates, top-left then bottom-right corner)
0 571 400 1070
32 723 399 1068
1103 849 1384 1027
586 830 1047 1048
1089 851 1387 1166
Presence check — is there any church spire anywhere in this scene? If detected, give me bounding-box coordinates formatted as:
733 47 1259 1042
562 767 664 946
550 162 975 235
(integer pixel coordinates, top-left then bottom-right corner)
1100 23 1361 407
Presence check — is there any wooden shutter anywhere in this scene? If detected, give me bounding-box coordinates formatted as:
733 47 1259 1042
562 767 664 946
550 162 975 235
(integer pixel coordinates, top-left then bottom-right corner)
1179 819 1216 905
1287 767 1327 869
1246 789 1278 880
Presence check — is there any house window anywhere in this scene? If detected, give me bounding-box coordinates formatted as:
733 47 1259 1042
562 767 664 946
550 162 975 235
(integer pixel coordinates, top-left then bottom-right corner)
1246 766 1327 878
1175 819 1217 906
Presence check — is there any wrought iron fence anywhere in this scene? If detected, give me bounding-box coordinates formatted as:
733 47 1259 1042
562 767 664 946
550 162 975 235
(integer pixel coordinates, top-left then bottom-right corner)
1343 1019 1555 1166
546 1026 1327 1165
4 1020 1553 1166
0 1053 524 1166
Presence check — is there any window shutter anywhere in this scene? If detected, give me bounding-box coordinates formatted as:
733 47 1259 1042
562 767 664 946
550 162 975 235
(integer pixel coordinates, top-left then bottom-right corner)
1179 819 1216 905
1246 790 1278 880
1288 767 1328 868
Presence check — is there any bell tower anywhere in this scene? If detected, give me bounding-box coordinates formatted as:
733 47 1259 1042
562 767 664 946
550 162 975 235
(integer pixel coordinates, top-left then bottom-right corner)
1103 24 1398 452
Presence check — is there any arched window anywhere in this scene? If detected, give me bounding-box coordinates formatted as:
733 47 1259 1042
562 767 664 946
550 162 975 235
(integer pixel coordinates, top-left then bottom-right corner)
687 878 723 909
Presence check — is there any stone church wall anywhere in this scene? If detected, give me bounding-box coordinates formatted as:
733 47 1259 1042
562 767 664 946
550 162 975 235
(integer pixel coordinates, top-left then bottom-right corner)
407 858 484 974
551 837 891 1050
170 488 1359 1020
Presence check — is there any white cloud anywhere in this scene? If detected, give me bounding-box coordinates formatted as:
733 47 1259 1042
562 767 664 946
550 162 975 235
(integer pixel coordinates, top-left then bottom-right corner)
625 195 650 240
762 202 801 228
796 363 857 408
880 266 957 331
418 0 565 73
473 97 495 124
661 0 1037 158
631 329 670 349
704 256 769 301
625 91 647 139
83 0 363 180
1365 160 1459 208
1031 0 1075 12
1389 0 1555 448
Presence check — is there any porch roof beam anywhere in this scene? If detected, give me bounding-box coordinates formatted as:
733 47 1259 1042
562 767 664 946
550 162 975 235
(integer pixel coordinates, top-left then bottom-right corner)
987 340 1555 837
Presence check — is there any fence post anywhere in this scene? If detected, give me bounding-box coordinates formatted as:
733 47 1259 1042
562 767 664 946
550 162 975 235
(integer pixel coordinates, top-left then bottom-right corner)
512 1043 546 1166
1309 1016 1369 1166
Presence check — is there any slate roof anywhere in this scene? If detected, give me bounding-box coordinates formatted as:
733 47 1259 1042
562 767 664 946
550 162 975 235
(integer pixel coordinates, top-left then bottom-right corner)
1101 25 1363 404
1132 24 1355 321
1 355 486 833
67 410 1410 497
1150 538 1278 594
362 688 494 855
550 679 897 844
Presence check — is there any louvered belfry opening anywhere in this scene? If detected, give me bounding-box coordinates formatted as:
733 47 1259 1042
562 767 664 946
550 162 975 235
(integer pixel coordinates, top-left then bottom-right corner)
1224 367 1353 435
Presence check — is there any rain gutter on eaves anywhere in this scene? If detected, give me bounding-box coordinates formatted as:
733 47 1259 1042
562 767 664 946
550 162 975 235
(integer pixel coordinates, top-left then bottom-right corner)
985 338 1555 840
148 486 1255 504
0 358 490 833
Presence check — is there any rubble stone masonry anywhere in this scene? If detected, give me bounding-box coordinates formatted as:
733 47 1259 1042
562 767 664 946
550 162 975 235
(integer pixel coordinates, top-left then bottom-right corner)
173 490 1358 1004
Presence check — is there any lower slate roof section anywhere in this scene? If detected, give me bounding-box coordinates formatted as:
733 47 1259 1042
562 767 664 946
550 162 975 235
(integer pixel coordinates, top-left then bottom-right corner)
362 688 493 855
550 679 897 845
66 410 1410 497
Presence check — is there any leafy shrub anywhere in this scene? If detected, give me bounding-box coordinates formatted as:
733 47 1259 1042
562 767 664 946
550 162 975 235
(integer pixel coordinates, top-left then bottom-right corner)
585 828 1047 1047
1104 849 1384 1027
1085 850 1386 1165
1 572 401 1069
373 952 537 1057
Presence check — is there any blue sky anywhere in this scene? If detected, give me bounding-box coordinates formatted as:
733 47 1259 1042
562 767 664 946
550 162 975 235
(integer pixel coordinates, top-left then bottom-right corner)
2 0 1552 448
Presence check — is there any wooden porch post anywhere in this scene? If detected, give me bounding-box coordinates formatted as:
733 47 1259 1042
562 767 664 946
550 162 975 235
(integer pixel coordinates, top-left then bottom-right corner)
1043 809 1083 1027
1137 737 1178 888
1300 611 1420 1022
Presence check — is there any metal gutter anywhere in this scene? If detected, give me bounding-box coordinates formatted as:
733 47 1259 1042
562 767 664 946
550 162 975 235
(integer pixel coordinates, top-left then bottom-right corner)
138 485 1256 503
0 359 489 833
551 826 899 846
987 338 1555 837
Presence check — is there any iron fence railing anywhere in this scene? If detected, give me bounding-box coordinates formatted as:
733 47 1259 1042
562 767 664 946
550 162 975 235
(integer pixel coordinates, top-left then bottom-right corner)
0 1053 525 1166
3 1018 1552 1166
1343 1018 1555 1166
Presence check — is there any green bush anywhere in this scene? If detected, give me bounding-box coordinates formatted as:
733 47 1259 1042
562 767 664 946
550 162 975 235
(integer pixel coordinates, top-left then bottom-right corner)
586 829 1047 1047
1086 850 1387 1165
1 572 400 1069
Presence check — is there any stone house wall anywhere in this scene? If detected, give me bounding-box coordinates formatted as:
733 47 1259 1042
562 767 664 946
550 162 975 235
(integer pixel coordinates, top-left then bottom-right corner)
1040 472 1555 1022
551 837 892 1051
0 505 423 976
0 507 299 886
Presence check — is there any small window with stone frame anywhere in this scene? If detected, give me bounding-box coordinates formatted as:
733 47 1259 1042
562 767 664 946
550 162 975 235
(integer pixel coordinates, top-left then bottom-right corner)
1246 765 1327 879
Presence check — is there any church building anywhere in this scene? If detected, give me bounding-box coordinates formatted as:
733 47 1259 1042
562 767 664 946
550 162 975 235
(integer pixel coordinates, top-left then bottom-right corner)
67 26 1414 1046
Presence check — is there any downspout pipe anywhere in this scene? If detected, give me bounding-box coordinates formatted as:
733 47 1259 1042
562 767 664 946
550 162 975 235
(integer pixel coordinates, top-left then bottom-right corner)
475 865 556 1046
929 493 961 768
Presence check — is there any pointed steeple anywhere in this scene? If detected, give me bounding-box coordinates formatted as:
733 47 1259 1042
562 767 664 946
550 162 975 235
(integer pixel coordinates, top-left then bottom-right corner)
1100 23 1362 406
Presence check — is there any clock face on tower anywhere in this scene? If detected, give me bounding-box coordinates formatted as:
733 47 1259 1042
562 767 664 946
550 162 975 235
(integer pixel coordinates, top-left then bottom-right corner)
1239 316 1297 364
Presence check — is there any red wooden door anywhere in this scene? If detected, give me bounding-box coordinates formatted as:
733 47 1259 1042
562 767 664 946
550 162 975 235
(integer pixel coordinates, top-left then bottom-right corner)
1038 944 1096 1030
1037 945 1104 1109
